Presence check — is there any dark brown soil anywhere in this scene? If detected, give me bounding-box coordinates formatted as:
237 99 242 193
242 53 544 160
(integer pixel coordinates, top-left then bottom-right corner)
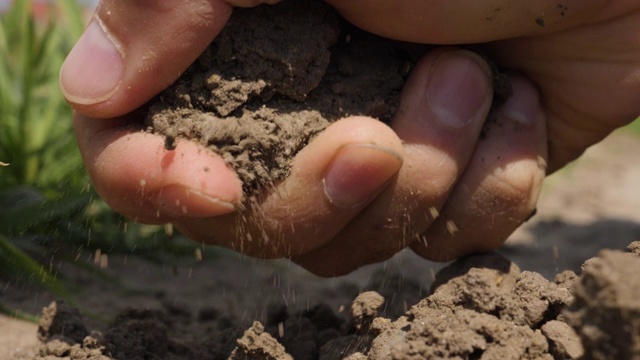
32 242 640 359
145 0 422 198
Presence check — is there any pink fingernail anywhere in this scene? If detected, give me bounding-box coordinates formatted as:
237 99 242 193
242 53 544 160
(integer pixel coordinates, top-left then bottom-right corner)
427 51 492 128
323 144 402 208
500 75 540 126
60 19 124 105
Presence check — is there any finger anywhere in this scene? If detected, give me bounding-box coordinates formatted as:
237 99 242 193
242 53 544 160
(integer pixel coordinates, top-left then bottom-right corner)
325 0 608 43
60 0 233 118
171 117 403 258
411 74 547 261
74 112 243 224
292 48 495 276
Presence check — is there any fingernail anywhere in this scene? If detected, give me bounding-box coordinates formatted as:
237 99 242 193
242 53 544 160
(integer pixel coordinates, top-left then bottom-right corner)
323 144 402 208
155 185 237 217
500 75 540 126
427 51 491 128
60 19 124 105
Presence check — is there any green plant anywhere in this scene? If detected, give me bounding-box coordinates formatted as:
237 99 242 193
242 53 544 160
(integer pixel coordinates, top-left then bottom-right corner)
0 0 87 195
0 0 88 303
0 2 177 312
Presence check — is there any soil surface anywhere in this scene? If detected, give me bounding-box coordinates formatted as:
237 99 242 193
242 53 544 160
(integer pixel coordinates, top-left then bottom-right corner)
2 131 640 359
23 244 640 360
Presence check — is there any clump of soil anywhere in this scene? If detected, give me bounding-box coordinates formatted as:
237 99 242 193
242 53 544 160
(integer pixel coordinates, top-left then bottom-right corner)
33 242 640 359
37 301 89 344
229 322 292 360
564 248 640 359
146 0 514 200
145 0 421 198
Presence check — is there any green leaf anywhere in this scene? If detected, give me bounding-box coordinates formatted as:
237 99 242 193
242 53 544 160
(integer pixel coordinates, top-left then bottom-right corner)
58 0 86 40
0 0 84 190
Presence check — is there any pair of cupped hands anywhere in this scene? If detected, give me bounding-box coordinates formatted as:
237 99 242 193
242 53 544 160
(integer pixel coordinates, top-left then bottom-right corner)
63 0 640 276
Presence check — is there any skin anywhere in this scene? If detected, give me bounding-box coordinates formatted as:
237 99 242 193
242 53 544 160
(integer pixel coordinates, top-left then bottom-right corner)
64 0 640 276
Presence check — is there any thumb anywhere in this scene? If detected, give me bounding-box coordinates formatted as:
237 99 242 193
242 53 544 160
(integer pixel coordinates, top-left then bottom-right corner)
60 0 233 118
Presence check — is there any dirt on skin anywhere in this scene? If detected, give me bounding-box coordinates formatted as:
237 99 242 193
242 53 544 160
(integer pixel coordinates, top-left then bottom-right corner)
32 242 640 359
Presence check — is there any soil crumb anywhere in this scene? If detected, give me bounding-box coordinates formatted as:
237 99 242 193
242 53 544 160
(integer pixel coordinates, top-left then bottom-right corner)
37 301 89 344
145 0 424 198
564 249 640 359
351 291 385 332
32 244 640 359
229 321 293 360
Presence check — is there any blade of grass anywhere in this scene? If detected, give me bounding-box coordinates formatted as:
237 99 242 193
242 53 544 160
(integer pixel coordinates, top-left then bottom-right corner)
58 0 86 40
0 0 85 191
1 0 27 42
0 234 73 302
0 16 16 123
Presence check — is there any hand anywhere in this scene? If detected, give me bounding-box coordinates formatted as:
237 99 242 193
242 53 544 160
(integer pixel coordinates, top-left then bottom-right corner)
66 0 550 275
327 0 640 262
